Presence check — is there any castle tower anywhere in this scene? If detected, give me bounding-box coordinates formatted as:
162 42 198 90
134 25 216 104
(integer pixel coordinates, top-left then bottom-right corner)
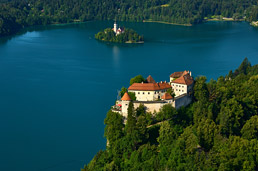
121 92 131 118
114 22 118 33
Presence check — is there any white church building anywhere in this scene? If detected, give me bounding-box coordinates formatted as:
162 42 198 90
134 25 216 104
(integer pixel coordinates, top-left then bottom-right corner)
112 22 124 35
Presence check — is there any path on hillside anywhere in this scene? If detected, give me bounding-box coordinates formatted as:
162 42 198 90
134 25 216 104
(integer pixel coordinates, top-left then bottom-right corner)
147 118 172 128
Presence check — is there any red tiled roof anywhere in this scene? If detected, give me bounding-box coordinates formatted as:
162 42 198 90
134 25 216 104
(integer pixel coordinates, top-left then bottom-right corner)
121 92 131 101
170 70 189 78
161 93 173 100
170 71 184 78
172 73 194 85
128 82 171 91
146 75 156 83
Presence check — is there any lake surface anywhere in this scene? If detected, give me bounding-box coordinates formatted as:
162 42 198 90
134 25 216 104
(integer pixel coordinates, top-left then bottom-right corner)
0 21 258 171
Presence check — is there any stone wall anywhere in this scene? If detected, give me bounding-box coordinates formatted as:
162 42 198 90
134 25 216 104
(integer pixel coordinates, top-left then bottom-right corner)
174 94 192 109
115 94 192 118
133 101 166 114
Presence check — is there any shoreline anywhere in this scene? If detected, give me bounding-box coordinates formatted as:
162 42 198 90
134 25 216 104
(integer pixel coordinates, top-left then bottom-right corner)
50 20 89 26
142 18 248 27
125 41 144 44
142 20 192 26
205 18 244 22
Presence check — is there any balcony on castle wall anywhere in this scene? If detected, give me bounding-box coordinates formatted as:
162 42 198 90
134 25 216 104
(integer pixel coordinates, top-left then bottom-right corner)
111 104 122 113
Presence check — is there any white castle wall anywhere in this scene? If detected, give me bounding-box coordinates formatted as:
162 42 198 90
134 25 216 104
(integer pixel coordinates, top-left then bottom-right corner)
171 83 187 96
114 94 192 118
128 90 168 101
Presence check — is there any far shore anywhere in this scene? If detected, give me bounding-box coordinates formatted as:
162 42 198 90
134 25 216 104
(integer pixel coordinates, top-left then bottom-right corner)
142 18 249 27
142 20 192 26
205 17 244 22
50 20 88 26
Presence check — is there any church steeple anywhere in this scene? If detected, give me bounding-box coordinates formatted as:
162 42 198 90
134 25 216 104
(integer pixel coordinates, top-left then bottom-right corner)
114 21 117 33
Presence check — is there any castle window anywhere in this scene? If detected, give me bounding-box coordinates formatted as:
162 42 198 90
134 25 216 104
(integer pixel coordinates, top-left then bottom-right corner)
176 85 178 87
138 92 140 94
182 90 184 92
179 90 181 91
143 92 145 94
148 92 150 95
176 89 178 91
182 86 184 88
154 92 156 94
179 85 181 87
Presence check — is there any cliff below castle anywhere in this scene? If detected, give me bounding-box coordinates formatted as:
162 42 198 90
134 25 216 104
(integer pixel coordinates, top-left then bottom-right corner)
83 58 258 171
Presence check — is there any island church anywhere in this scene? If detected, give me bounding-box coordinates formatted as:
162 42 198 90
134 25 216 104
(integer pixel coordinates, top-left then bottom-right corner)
112 22 124 35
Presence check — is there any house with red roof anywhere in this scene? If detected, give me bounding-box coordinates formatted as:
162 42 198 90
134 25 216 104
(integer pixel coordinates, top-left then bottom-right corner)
128 75 171 101
170 70 194 97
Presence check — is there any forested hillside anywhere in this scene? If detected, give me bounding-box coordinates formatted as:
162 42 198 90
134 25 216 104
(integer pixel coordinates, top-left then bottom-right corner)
83 58 258 170
0 0 258 37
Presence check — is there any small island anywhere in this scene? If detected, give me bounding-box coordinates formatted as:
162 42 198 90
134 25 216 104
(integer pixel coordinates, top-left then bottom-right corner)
95 22 144 43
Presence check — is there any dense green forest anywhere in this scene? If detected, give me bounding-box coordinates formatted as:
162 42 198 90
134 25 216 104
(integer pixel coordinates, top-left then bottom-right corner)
95 28 144 43
82 58 258 170
1 0 258 37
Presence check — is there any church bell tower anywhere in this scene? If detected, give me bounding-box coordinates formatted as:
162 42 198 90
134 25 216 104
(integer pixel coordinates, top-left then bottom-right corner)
114 22 117 33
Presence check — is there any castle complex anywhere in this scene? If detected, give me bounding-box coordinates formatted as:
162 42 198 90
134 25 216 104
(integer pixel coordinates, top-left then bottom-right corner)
112 71 194 118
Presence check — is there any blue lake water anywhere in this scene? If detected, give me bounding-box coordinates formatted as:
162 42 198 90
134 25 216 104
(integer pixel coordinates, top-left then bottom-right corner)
0 21 258 171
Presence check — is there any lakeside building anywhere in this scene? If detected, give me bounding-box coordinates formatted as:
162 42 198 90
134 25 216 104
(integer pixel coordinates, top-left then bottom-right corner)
170 71 194 96
112 71 194 118
128 75 171 101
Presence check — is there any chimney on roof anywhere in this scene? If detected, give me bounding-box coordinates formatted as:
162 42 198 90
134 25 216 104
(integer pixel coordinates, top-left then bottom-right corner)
190 71 192 76
165 81 166 83
161 81 163 83
141 82 143 84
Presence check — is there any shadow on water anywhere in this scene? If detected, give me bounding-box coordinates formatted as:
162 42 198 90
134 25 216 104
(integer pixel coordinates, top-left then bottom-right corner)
0 21 96 45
